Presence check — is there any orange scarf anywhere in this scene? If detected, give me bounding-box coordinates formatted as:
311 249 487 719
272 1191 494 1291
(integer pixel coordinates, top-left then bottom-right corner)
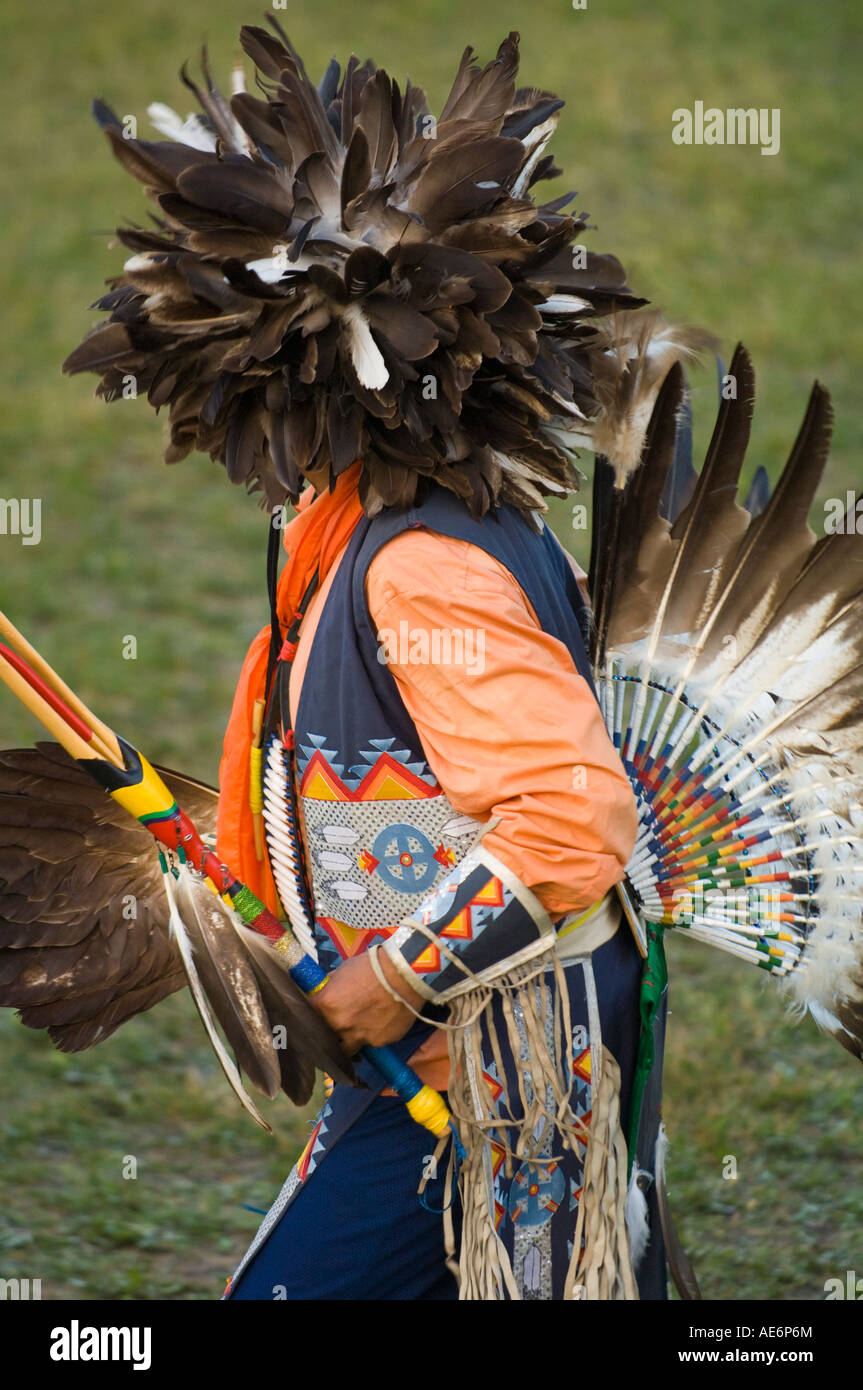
216 463 364 911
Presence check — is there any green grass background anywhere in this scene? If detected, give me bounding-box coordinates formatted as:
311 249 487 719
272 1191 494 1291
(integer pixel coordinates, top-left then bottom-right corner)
0 0 860 1300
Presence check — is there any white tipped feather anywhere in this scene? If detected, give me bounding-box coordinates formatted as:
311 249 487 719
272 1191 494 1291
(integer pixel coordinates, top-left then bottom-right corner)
589 312 717 486
625 1165 651 1270
511 114 559 198
147 102 218 152
537 295 591 314
246 255 290 284
161 866 271 1132
341 303 389 389
123 252 155 274
231 60 246 97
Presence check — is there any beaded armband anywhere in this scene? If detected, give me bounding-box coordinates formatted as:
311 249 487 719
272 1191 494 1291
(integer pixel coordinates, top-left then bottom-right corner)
382 843 556 1002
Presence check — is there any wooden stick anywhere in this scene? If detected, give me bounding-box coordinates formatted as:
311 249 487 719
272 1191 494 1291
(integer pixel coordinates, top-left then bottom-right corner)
0 651 95 762
0 610 123 766
251 697 266 862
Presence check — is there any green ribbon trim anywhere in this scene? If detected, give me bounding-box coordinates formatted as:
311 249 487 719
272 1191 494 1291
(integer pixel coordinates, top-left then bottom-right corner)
137 802 179 826
230 882 268 927
626 921 668 1178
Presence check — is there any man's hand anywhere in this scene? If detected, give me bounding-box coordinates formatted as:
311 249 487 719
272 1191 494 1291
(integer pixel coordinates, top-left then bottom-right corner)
310 950 423 1055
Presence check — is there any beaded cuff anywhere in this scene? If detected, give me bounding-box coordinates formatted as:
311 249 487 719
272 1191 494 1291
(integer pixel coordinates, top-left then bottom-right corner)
382 843 556 1002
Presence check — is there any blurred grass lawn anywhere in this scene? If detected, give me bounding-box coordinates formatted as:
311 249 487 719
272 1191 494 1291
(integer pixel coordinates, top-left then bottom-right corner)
0 0 860 1299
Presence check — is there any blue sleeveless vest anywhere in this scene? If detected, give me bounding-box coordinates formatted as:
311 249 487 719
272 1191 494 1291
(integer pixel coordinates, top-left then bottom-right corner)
292 486 595 977
228 503 670 1303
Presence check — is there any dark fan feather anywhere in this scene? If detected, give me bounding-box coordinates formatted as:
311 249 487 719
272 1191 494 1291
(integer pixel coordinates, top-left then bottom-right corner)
0 744 356 1104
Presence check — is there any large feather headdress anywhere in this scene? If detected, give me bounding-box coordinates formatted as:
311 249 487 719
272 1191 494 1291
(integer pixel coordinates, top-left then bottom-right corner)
63 21 648 516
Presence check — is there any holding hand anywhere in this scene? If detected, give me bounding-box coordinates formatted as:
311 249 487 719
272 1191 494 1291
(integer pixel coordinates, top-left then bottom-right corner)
310 950 422 1054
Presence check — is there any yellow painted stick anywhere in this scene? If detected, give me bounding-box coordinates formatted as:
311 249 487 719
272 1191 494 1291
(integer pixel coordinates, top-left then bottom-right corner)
0 610 123 766
0 651 96 763
251 696 265 862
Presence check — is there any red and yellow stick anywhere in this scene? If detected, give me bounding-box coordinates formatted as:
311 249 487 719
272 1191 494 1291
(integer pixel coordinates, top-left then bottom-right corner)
0 613 456 1144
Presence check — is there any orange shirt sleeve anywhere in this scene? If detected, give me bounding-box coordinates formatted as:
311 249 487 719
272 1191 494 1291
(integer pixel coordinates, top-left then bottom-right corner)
365 527 638 919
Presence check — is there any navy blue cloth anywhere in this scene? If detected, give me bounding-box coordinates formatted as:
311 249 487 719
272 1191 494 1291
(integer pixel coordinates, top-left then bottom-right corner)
229 1093 460 1301
351 487 596 693
227 924 667 1300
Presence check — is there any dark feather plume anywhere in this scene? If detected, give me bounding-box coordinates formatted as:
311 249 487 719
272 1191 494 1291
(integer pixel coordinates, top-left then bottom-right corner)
64 24 647 517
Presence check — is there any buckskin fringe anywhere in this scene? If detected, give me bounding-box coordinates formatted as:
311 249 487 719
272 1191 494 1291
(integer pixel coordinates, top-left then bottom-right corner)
444 952 637 1299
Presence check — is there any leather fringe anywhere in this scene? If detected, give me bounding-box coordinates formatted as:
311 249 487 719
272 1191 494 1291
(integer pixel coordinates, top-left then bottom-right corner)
444 953 638 1300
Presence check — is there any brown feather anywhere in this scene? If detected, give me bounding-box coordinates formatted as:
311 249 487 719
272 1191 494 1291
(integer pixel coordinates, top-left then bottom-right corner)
68 30 652 518
439 32 519 129
176 161 293 235
696 380 833 669
0 744 357 1098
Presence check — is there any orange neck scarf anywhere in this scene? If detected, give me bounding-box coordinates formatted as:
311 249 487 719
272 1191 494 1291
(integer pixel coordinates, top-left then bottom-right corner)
217 463 364 909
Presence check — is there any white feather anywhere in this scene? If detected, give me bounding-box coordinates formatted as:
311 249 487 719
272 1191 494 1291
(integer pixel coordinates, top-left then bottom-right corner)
511 115 559 198
147 102 217 152
161 866 270 1131
246 256 291 284
625 1165 651 1270
537 295 591 315
341 304 389 389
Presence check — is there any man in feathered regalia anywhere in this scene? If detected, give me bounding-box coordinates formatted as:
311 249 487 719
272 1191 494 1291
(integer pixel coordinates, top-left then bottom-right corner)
1 20 859 1303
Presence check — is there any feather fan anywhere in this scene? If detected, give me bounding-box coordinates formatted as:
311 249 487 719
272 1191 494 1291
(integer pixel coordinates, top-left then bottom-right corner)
593 354 863 1061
